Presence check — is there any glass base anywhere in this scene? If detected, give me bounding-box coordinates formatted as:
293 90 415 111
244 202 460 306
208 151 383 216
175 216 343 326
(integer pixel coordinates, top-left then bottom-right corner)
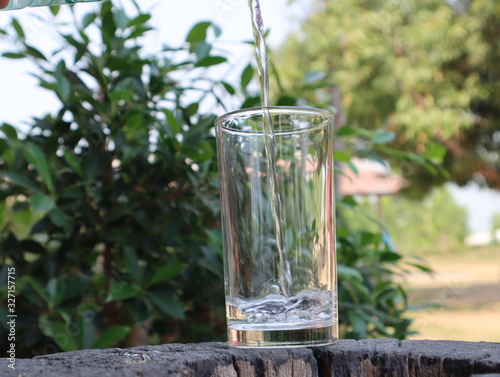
228 323 338 348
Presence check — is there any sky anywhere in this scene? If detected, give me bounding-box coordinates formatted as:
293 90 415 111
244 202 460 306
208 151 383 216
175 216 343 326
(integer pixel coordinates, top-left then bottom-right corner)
0 0 499 234
450 184 500 233
0 0 304 126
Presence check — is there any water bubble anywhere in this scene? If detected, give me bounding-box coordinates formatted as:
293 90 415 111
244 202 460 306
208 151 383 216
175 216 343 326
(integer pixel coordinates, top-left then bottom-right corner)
233 290 335 324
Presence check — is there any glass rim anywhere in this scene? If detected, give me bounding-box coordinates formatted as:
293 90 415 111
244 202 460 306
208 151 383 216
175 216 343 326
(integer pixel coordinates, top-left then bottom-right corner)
215 106 335 135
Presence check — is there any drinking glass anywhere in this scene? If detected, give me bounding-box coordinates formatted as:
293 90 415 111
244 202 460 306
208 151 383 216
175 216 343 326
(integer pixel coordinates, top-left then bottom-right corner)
215 106 337 347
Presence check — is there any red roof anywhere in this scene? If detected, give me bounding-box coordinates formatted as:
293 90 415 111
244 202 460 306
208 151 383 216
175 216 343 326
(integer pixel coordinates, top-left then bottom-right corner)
340 159 409 196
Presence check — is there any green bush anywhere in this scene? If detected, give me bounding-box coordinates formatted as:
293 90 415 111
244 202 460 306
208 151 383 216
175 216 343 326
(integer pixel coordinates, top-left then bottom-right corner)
343 186 468 254
0 1 428 357
0 2 231 355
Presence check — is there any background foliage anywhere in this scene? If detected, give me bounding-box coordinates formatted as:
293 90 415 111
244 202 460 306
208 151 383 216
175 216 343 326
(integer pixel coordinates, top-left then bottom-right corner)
0 2 231 355
344 187 468 254
1 1 430 357
277 0 500 197
492 213 500 231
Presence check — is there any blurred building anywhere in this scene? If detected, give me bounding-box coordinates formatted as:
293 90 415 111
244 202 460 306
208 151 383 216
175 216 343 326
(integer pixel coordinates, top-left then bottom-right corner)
339 158 409 220
464 229 500 247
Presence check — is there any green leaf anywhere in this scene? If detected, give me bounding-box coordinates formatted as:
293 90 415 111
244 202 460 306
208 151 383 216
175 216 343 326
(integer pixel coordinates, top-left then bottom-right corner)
199 243 223 277
348 310 367 336
0 173 43 193
211 23 222 37
39 316 78 352
420 160 438 176
21 275 48 303
241 96 261 109
124 247 142 282
112 8 129 30
340 196 358 207
62 34 83 50
195 56 226 68
21 142 55 194
337 265 363 281
63 149 83 176
129 298 150 325
241 64 254 89
74 312 95 350
127 25 153 39
346 161 359 175
10 208 34 239
423 143 447 163
107 281 141 301
195 41 212 61
11 18 25 40
349 279 372 301
46 278 66 309
276 95 297 106
221 82 235 95
186 102 199 116
31 194 56 214
359 231 377 247
101 1 117 46
336 126 356 137
360 149 386 166
62 276 89 301
0 202 6 232
406 262 433 274
186 21 211 44
113 76 144 97
181 142 214 162
360 312 392 337
149 292 185 319
162 109 181 136
2 52 25 59
129 14 151 27
82 13 97 29
380 251 402 262
148 262 186 286
0 124 18 139
57 76 72 101
83 152 102 182
334 150 351 163
93 326 130 349
25 45 46 61
48 207 73 238
49 5 60 16
372 130 396 144
303 71 326 85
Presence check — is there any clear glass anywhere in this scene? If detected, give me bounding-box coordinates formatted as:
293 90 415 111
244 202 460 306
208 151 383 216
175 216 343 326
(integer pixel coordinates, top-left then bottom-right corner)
0 0 101 11
215 106 338 347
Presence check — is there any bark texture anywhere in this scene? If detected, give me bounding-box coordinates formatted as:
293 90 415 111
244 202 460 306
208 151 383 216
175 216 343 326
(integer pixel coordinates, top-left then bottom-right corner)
1 339 499 377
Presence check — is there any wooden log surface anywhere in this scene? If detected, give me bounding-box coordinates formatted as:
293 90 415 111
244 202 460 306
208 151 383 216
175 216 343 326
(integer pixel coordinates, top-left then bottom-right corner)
1 339 499 377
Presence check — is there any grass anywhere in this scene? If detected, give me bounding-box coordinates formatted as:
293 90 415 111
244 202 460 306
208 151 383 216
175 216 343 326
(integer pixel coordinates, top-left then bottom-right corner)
402 245 500 342
407 303 500 342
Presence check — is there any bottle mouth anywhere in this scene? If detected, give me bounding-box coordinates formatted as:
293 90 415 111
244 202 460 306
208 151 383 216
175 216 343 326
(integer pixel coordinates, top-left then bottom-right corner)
215 106 335 136
0 0 103 11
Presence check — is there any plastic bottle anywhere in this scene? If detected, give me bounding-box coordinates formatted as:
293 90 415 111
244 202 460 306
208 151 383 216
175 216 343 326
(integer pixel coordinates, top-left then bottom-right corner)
0 0 102 11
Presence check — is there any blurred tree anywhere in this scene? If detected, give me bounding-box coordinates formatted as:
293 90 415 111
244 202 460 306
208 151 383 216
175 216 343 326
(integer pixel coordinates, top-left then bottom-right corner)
383 187 468 253
276 0 500 197
343 186 468 254
492 213 500 231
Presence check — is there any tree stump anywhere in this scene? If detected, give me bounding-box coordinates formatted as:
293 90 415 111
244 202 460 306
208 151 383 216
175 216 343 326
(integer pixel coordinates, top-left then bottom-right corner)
1 339 499 377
